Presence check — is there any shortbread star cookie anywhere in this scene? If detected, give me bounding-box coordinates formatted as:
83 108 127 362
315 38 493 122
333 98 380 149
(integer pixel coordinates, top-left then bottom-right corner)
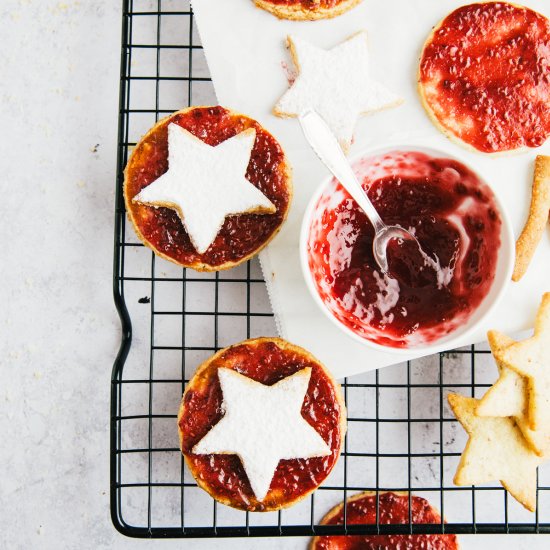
124 106 292 271
517 406 550 458
254 0 363 21
498 293 550 434
477 331 527 419
448 393 543 512
478 331 548 456
513 156 550 282
274 32 402 153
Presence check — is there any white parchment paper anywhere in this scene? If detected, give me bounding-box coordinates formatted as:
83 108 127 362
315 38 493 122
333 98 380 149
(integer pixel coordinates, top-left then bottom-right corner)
192 0 550 378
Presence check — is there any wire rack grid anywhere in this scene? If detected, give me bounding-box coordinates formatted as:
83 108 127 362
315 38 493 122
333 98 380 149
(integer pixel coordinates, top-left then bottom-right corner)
111 0 550 539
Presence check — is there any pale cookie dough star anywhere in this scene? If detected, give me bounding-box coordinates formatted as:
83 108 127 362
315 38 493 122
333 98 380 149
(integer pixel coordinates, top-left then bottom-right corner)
192 367 331 501
133 124 275 254
274 31 403 153
448 393 543 512
498 293 550 434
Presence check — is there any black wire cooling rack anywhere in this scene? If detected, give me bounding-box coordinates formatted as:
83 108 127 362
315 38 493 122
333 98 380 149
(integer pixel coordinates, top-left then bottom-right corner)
111 0 550 539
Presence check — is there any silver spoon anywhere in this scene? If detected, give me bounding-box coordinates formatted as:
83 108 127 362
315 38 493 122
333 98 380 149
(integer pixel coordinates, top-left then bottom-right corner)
299 109 435 275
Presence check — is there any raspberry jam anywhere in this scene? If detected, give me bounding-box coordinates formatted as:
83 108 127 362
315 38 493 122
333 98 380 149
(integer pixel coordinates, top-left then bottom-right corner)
307 151 501 348
125 106 290 267
314 492 459 550
420 2 550 153
179 340 343 511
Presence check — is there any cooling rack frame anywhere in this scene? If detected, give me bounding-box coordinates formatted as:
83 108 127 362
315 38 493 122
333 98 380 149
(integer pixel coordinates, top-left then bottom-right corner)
111 0 549 539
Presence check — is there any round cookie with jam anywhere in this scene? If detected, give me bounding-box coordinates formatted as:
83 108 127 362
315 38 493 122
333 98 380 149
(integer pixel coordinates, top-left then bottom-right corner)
254 0 363 21
124 106 292 271
419 2 550 154
311 491 459 549
178 338 346 512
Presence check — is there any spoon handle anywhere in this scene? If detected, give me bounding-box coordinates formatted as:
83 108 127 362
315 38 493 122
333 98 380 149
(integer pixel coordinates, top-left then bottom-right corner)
298 109 386 234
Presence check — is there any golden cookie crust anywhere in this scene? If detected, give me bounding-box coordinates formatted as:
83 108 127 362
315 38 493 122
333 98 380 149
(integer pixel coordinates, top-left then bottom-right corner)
254 0 363 21
513 155 550 281
124 106 293 272
177 337 347 512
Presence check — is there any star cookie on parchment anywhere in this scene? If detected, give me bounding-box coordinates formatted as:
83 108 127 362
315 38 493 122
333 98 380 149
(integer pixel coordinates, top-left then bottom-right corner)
133 123 275 254
274 32 403 153
498 293 550 435
448 393 543 512
192 367 331 501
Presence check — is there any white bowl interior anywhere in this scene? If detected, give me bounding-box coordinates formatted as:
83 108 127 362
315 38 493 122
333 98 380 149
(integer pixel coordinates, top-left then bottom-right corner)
300 145 515 354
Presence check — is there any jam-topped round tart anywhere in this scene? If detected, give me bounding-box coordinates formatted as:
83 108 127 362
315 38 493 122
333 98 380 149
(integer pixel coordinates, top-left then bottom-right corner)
178 338 346 512
254 0 363 21
307 150 502 348
311 492 459 550
124 106 292 271
419 2 550 154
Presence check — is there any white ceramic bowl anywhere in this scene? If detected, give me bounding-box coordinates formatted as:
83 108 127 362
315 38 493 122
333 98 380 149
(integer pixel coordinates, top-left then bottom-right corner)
300 145 515 354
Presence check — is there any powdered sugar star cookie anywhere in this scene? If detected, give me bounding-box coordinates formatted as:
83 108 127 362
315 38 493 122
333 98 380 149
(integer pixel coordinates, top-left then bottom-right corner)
274 32 403 153
192 367 331 501
133 123 275 254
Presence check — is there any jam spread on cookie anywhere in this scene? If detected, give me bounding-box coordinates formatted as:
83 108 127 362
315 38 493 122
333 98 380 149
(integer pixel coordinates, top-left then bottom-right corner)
314 492 459 550
308 151 501 348
126 106 290 266
420 2 550 153
179 340 342 511
263 0 347 7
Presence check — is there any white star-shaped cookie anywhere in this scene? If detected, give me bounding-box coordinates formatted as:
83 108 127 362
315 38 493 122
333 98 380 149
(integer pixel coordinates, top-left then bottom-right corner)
133 124 275 254
448 393 543 512
192 367 331 501
274 32 403 153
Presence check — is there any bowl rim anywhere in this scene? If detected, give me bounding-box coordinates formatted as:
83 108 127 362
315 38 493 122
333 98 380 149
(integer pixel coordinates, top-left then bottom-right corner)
299 143 515 355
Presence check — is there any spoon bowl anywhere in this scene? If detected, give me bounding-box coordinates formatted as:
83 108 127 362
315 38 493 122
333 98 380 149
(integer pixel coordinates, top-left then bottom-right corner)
373 225 421 275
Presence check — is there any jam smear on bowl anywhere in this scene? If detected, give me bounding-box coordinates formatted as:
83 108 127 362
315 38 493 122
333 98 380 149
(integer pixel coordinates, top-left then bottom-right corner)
125 106 291 268
420 2 550 153
179 339 344 512
307 150 502 348
312 492 459 550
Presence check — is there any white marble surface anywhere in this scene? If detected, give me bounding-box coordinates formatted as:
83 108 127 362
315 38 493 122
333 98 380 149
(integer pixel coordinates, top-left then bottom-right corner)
0 0 548 548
